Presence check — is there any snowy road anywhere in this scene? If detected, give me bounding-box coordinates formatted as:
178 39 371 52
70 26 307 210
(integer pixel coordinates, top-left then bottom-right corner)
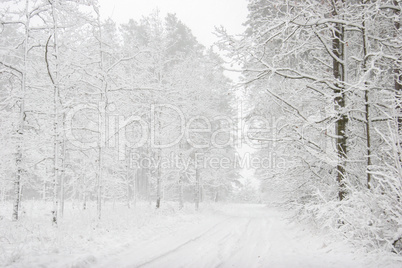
93 204 365 268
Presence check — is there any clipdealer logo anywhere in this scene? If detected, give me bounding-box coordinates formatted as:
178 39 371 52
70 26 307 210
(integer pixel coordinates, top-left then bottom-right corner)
65 101 286 165
129 152 286 170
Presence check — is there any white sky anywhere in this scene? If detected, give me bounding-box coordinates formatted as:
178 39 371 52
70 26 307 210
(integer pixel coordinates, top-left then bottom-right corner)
98 0 249 48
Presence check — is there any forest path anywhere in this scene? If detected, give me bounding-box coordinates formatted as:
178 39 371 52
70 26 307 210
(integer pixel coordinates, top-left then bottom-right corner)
94 204 365 268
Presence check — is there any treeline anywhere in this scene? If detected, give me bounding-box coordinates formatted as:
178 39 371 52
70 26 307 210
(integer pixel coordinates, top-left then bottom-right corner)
217 0 402 252
0 0 237 223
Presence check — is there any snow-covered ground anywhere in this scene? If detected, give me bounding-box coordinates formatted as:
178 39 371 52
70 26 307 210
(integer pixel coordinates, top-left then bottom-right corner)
0 202 401 268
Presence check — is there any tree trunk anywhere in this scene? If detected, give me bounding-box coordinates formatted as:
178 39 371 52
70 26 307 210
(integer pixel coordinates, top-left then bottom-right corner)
126 158 131 208
83 191 87 210
155 111 162 209
132 168 137 207
12 176 20 221
156 166 161 208
214 191 219 202
97 145 102 219
362 12 372 189
332 0 347 201
59 114 66 217
195 168 200 211
394 0 402 132
178 172 184 210
47 0 60 225
94 6 106 220
12 0 30 222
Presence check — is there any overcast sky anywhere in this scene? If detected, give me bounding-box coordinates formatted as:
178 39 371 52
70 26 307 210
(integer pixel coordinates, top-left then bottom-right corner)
98 0 249 48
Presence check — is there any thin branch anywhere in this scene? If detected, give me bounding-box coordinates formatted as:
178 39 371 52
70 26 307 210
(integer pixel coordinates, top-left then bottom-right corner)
0 61 23 76
45 34 55 85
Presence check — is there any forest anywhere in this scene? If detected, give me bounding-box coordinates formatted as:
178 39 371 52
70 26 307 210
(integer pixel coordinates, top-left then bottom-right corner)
0 0 402 267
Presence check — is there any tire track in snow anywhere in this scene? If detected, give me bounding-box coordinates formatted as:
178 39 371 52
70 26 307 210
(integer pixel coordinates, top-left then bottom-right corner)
94 205 367 268
137 217 252 268
135 216 235 268
214 218 255 268
216 218 273 268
